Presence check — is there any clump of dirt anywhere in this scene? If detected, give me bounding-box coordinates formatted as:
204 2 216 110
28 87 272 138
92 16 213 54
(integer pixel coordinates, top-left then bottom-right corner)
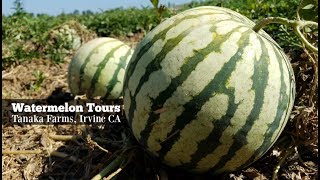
114 32 145 49
44 20 98 63
2 57 70 99
2 124 72 179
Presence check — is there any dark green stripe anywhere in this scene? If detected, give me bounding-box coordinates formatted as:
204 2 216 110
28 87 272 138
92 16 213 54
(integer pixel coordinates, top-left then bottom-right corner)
156 29 251 164
128 26 201 125
139 26 245 151
123 12 228 124
188 6 251 25
134 20 241 139
79 39 118 94
88 44 125 97
212 7 254 26
124 12 219 87
104 49 132 99
237 43 295 170
208 36 270 173
258 31 281 50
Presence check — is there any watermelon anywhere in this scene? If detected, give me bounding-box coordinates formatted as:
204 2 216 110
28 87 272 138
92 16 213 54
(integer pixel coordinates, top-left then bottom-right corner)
123 6 295 174
68 37 133 99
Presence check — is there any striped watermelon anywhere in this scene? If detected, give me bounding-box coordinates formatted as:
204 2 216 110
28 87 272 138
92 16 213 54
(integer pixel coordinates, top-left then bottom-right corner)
123 6 295 174
68 37 133 99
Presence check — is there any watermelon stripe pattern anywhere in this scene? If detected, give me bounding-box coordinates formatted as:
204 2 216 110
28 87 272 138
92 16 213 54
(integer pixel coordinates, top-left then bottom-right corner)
104 49 133 98
123 6 295 174
68 37 133 99
88 44 125 96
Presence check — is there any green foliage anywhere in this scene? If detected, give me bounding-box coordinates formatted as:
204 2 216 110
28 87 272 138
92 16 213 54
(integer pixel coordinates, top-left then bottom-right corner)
185 0 302 51
78 8 166 37
2 12 69 68
151 0 159 8
12 0 26 16
2 0 308 69
298 0 318 21
297 0 318 53
30 70 45 91
2 14 95 68
150 0 167 22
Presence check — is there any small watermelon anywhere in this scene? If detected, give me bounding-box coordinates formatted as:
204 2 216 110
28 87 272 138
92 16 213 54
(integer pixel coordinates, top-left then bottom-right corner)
68 37 133 99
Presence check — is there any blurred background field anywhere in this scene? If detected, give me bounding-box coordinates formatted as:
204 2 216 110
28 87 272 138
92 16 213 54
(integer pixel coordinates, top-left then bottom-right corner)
2 0 303 69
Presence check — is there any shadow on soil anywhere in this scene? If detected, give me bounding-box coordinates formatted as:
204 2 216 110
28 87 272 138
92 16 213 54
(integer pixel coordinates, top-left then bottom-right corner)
34 89 226 179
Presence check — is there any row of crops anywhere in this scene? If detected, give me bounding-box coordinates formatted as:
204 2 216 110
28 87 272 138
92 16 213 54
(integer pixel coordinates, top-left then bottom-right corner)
2 0 301 69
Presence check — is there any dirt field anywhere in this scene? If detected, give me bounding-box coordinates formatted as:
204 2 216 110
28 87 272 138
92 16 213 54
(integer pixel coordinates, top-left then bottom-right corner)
2 34 318 179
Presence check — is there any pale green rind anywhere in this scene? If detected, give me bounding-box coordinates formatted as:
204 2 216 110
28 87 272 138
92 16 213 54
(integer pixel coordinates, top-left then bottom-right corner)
68 37 133 99
123 6 295 174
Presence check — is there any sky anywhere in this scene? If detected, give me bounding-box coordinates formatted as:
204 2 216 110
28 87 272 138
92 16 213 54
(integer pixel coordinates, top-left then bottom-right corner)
2 0 194 16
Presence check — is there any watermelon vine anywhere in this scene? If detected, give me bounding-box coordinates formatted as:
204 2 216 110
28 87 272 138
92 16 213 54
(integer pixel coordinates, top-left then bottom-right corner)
253 17 318 54
125 0 317 179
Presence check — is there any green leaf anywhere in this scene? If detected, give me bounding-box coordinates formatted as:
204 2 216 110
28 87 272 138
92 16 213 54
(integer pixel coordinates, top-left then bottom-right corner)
302 4 315 9
298 0 318 21
158 4 166 14
150 0 159 8
304 26 312 33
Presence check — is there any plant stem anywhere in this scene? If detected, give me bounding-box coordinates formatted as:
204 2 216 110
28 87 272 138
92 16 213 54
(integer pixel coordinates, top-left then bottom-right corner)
49 133 82 141
2 149 42 154
294 25 318 53
91 156 125 180
253 17 318 54
253 17 293 32
2 149 81 162
272 145 295 180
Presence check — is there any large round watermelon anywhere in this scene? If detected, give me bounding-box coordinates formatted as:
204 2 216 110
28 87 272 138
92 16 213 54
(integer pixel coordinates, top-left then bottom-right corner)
123 6 295 174
68 37 133 99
